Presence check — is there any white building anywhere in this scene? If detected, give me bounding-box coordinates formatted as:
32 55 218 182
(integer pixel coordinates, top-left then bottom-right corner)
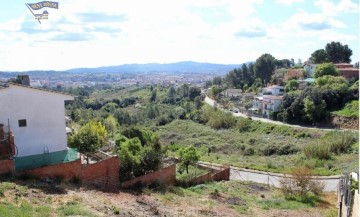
303 63 317 78
262 95 283 118
0 82 74 157
262 85 284 96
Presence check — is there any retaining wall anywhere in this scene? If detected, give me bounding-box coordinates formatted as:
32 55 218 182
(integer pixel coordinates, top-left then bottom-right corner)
0 159 15 175
18 156 120 192
191 166 230 185
121 164 176 189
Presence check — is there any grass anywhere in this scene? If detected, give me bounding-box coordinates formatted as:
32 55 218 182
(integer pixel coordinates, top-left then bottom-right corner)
176 165 208 182
333 100 359 118
158 119 358 175
0 177 337 217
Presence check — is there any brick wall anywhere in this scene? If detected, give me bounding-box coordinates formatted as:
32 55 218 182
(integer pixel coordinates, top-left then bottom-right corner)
121 164 176 189
17 156 120 192
191 167 230 186
17 159 82 180
81 156 119 191
0 159 15 175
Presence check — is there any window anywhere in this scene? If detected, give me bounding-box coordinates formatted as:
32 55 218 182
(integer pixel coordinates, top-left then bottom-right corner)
18 119 27 127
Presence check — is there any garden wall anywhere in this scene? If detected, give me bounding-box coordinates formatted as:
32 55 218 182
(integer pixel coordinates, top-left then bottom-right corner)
121 164 176 189
0 159 14 175
17 156 120 192
191 166 230 186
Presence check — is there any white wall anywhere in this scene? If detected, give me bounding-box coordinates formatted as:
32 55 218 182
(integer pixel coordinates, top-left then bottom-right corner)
0 85 73 157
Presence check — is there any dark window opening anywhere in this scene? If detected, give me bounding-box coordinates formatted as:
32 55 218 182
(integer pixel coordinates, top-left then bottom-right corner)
18 119 27 127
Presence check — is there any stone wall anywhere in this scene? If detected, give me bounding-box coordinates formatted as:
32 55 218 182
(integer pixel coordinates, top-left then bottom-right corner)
121 164 176 189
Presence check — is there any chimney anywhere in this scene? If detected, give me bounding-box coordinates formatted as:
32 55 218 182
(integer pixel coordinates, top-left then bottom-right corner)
19 75 30 86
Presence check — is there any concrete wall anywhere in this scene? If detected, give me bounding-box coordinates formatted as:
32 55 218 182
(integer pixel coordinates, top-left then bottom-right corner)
121 164 176 189
17 156 120 192
0 85 73 157
352 190 359 217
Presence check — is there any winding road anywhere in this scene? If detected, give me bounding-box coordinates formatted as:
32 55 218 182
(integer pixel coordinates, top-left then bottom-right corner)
205 96 356 131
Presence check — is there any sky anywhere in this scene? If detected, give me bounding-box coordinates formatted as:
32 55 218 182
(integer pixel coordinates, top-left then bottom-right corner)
0 0 358 71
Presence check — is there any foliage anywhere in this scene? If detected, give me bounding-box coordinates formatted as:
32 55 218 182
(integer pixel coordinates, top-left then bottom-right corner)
68 121 107 154
285 79 300 93
189 86 201 100
303 96 326 123
254 53 276 85
279 167 325 198
314 63 339 78
310 49 329 64
315 75 348 93
117 128 162 182
325 41 352 63
303 131 356 159
178 146 200 174
333 100 359 118
202 106 236 129
103 115 117 138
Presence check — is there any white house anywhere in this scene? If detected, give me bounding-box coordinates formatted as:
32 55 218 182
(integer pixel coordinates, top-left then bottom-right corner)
0 82 74 157
303 63 317 78
262 95 283 118
262 85 284 96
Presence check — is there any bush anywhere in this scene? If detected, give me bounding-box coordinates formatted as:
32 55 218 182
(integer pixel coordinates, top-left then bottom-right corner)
279 167 325 198
303 143 332 160
236 118 251 132
277 144 299 155
244 147 255 156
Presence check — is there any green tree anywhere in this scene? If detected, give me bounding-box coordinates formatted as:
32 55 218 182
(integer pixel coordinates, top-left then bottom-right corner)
285 79 300 93
254 53 276 85
149 89 157 102
314 63 339 78
178 146 200 174
310 49 329 64
194 96 202 110
315 75 349 93
167 86 177 104
104 115 117 138
178 84 190 98
303 96 326 123
68 122 107 163
189 87 201 100
325 41 352 63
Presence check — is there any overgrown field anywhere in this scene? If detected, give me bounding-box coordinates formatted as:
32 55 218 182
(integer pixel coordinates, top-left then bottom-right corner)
0 178 338 217
158 119 358 175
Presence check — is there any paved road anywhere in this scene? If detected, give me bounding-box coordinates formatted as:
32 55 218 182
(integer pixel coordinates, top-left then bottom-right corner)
230 168 340 192
198 161 340 192
205 96 356 132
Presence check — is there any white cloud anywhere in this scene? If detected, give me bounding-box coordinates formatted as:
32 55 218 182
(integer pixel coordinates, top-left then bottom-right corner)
315 0 358 16
276 0 304 6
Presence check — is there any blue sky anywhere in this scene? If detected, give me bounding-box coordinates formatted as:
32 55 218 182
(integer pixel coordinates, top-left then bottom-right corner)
0 0 358 71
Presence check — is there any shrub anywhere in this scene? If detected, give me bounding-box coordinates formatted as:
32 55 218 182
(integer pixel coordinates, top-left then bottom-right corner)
279 167 325 198
244 147 255 156
236 118 251 132
262 145 279 156
277 144 299 155
303 143 331 160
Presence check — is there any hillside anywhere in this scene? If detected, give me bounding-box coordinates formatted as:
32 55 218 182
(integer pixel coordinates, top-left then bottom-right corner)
0 178 337 217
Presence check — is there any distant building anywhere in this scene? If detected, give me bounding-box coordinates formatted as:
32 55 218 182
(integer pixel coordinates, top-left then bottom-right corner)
285 69 303 81
334 63 359 80
303 62 317 78
252 85 285 119
262 95 283 118
262 85 284 96
222 89 243 98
